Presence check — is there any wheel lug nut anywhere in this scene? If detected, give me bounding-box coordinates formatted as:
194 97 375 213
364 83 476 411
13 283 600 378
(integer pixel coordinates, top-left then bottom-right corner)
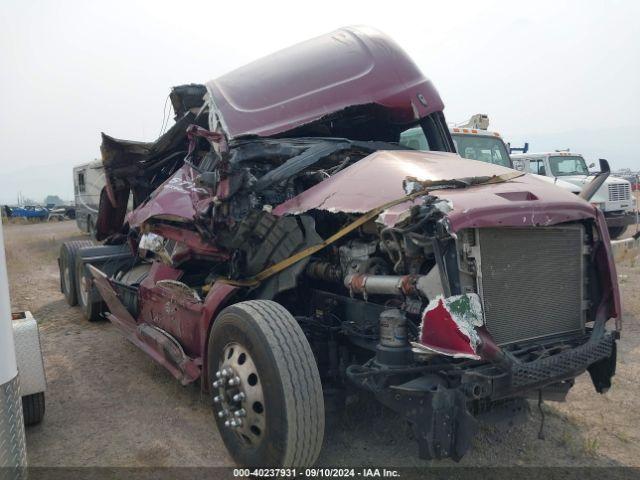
213 395 222 403
224 419 231 427
232 392 246 402
212 379 224 388
215 370 222 379
218 409 228 418
230 418 242 427
222 368 233 377
234 408 246 417
228 376 241 386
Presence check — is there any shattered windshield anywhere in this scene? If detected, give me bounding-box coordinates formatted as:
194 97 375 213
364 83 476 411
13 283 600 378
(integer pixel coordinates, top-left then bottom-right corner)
549 156 589 176
450 134 511 168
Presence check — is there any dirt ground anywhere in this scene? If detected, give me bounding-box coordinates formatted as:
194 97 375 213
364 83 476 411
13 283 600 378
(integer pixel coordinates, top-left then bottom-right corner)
3 219 639 468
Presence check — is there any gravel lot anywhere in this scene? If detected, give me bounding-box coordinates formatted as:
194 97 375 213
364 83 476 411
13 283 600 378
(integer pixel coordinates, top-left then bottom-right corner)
3 219 639 467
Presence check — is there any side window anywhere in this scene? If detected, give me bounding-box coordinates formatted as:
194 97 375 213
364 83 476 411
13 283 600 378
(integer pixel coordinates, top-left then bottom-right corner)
77 172 86 193
527 159 546 175
512 159 525 172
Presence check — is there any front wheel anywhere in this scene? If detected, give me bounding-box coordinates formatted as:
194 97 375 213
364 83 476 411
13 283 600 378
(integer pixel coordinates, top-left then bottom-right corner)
608 226 626 239
207 300 324 467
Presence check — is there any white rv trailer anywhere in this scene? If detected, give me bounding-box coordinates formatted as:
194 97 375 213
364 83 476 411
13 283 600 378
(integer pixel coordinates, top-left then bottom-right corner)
73 160 106 238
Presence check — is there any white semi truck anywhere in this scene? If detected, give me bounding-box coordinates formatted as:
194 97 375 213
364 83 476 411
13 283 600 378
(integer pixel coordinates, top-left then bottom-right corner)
511 152 637 238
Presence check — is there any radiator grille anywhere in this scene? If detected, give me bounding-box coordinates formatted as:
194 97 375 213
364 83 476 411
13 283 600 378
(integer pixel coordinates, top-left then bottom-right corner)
608 183 631 202
478 226 585 345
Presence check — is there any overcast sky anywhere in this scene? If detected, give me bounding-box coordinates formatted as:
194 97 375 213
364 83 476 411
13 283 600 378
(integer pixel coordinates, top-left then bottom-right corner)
1 0 638 204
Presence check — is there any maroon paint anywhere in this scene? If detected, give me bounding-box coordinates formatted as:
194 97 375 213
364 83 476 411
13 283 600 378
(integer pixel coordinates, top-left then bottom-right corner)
90 264 200 384
148 223 228 261
420 298 480 359
274 150 596 229
127 165 212 228
205 26 444 139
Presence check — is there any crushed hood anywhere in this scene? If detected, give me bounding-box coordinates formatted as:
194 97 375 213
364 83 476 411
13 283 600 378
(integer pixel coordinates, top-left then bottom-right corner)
205 26 444 140
273 151 598 230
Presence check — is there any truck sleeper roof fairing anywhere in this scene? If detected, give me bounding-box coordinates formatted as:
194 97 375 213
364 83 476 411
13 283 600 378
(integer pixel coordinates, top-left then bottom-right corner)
205 25 445 140
97 26 449 239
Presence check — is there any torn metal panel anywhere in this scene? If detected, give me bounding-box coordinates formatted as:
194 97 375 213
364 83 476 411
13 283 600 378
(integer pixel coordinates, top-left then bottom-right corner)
418 293 484 360
126 165 211 228
274 150 600 230
205 26 444 140
169 84 207 121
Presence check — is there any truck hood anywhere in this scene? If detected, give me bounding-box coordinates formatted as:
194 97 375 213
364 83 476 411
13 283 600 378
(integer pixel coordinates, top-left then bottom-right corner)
557 174 630 188
275 151 598 230
205 26 444 140
532 174 581 194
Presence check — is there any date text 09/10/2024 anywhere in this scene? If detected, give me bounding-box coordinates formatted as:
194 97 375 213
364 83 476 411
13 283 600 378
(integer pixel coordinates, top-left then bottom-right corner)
233 468 400 478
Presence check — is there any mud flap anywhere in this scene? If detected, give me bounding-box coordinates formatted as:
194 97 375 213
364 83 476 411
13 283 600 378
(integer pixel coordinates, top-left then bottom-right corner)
588 339 617 393
377 387 476 461
418 388 476 461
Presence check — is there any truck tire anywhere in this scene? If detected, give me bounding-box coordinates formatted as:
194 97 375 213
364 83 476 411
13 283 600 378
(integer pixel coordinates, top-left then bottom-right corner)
22 392 45 426
75 256 104 322
608 226 626 239
59 240 94 306
207 300 324 467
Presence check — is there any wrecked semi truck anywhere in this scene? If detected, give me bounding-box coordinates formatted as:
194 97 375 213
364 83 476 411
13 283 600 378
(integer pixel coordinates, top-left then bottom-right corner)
58 26 620 467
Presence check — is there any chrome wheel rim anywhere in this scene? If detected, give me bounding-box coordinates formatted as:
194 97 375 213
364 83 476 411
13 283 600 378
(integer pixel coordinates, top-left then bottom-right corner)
63 265 71 294
213 343 266 446
78 268 89 306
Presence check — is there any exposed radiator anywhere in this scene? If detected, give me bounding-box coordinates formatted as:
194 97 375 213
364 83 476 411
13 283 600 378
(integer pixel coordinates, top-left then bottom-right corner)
477 226 586 345
608 183 631 202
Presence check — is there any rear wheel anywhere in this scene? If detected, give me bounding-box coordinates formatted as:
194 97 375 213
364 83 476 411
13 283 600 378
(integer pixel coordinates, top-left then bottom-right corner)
22 392 45 426
207 300 324 467
59 240 94 306
608 226 626 239
75 257 103 322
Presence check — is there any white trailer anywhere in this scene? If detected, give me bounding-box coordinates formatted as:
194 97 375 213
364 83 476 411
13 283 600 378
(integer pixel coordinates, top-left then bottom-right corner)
0 222 27 470
73 160 106 238
0 222 47 472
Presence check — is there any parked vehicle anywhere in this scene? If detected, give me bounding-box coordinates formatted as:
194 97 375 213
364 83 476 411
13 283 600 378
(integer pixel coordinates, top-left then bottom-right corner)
614 169 640 192
2 205 49 221
12 311 47 425
400 124 582 194
512 152 637 238
59 26 620 467
73 160 105 238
